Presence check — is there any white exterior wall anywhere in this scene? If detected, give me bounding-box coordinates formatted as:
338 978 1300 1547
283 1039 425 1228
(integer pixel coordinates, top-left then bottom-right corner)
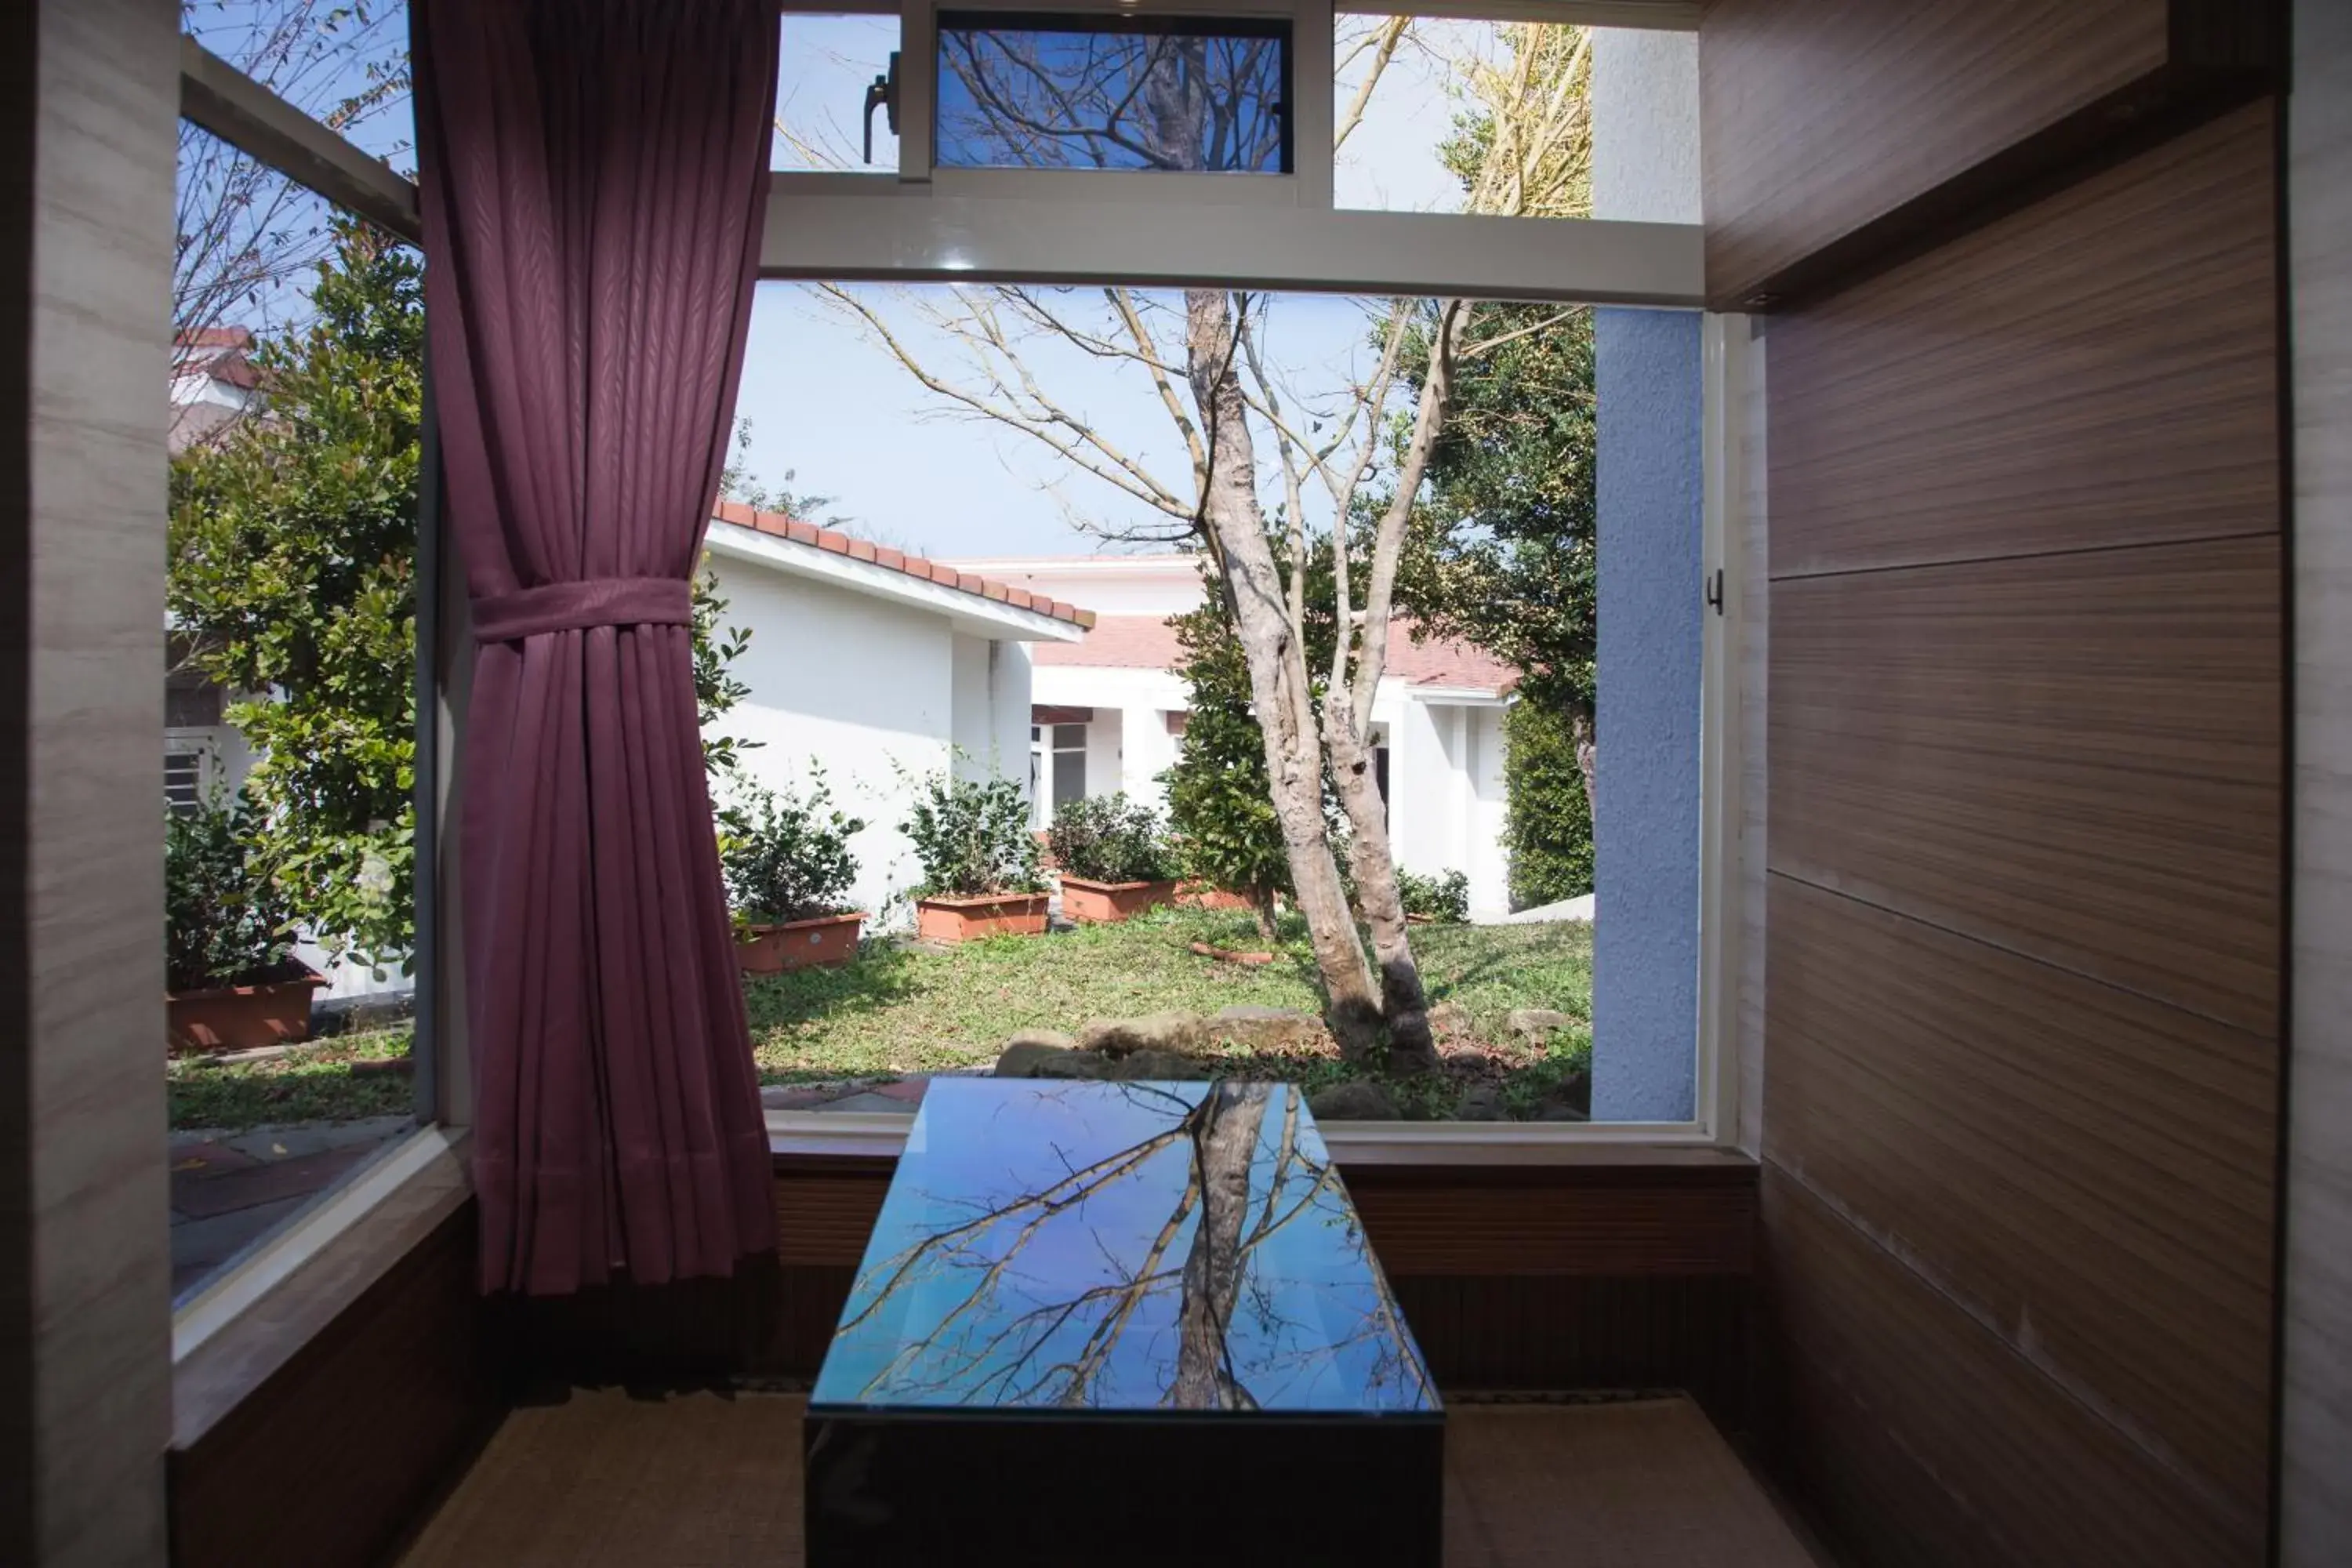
949 632 995 779
1083 708 1123 808
989 639 1034 797
1465 705 1511 919
708 557 962 924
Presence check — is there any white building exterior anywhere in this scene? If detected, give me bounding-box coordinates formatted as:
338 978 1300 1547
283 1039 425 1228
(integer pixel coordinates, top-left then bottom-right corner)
946 554 1519 919
702 506 1088 923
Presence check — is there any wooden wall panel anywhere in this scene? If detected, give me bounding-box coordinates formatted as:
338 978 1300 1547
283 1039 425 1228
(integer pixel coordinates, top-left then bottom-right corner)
1741 85 2288 1566
1699 0 2276 308
1770 535 2283 1033
750 1156 1760 1419
169 1207 503 1568
1766 877 2275 1509
1760 1174 2259 1566
1769 105 2280 579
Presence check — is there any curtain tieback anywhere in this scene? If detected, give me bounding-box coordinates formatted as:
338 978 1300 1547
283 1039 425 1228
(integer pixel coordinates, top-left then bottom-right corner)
470 577 692 642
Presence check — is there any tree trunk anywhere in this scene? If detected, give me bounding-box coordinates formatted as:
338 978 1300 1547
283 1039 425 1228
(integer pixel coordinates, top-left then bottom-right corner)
1248 887 1279 942
1173 1083 1270 1410
1570 697 1598 819
1323 708 1439 1073
1183 290 1384 1058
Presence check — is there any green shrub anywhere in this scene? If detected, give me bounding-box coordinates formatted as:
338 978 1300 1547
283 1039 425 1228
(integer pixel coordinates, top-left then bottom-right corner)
1047 792 1171 884
166 799 302 993
1396 867 1470 924
902 770 1043 898
718 772 865 924
1504 699 1593 909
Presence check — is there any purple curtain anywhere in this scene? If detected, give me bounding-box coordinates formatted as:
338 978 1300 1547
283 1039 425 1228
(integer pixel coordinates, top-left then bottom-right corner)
414 0 781 1294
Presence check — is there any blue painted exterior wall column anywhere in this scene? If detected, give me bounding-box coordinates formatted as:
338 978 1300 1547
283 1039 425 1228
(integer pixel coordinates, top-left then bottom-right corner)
1589 309 1703 1120
1587 28 1704 1121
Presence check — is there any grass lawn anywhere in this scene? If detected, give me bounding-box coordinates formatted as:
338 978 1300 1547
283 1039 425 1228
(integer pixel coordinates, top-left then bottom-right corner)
168 909 1594 1129
169 1025 417 1131
748 906 1594 1120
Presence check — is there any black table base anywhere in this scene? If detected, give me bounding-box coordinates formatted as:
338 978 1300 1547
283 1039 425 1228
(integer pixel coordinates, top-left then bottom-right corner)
804 1409 1444 1566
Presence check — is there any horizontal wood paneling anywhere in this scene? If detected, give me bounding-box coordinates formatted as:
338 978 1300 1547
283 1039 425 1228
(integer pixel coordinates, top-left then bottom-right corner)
1770 534 2283 1033
1760 1172 2261 1565
751 1156 1759 1414
1766 877 2276 1508
169 1207 502 1568
1769 105 2280 578
1699 0 2277 307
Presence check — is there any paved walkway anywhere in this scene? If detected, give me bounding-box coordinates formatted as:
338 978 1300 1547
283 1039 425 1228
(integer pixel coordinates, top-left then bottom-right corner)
169 1115 414 1298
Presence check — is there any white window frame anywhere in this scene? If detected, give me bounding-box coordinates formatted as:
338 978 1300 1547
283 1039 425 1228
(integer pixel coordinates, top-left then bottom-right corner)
764 0 1705 304
170 36 466 1381
764 0 1742 1158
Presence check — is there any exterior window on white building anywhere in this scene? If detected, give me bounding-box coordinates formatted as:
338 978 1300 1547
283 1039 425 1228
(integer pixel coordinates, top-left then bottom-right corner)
165 746 209 816
1051 722 1089 808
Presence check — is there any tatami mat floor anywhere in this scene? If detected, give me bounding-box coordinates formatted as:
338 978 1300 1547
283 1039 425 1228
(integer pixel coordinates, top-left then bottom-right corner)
399 1388 1820 1566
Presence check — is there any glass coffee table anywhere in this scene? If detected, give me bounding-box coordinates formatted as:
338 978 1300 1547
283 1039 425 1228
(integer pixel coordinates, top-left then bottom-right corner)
804 1077 1443 1565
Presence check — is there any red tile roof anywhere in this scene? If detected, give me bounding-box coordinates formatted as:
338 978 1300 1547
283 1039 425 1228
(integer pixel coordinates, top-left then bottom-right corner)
708 502 1098 629
1034 614 1517 695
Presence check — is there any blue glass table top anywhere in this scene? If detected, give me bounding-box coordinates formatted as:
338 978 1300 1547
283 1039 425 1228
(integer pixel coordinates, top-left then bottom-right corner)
811 1078 1439 1417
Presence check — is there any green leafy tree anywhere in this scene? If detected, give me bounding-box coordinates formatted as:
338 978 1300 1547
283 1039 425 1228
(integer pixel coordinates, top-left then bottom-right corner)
169 217 760 972
169 219 422 968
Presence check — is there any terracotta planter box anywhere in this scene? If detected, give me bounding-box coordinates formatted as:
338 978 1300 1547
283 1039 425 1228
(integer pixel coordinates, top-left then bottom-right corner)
738 911 866 975
168 967 327 1054
1176 882 1254 913
1058 876 1178 924
916 891 1051 944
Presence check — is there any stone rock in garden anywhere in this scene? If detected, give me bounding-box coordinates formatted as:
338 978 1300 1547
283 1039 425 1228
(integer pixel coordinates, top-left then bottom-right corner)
1428 1000 1473 1036
1454 1083 1508 1121
995 1040 1106 1079
1309 1080 1399 1121
1004 1027 1080 1053
1506 1007 1577 1040
1110 1048 1216 1082
1032 1051 1115 1080
1537 1069 1592 1119
1079 1011 1207 1058
1210 1004 1321 1050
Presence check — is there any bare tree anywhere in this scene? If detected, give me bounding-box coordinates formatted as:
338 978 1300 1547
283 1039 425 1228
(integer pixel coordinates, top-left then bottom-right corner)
176 2 412 367
813 24 1592 1069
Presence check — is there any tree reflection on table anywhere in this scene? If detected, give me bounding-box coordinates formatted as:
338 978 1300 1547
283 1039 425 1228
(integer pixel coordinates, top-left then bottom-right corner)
822 1081 1433 1414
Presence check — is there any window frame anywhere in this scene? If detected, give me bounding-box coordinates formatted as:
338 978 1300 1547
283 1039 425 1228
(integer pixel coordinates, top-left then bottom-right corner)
169 38 463 1354
763 0 1704 305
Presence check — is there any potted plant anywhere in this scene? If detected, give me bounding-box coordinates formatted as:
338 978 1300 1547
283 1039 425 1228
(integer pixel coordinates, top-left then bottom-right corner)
165 799 324 1052
1396 868 1470 925
1049 793 1178 923
902 770 1049 942
718 775 867 974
